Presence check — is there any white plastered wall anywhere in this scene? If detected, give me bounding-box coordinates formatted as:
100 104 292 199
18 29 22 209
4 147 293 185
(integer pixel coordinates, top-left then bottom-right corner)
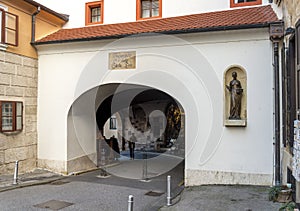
37 28 274 185
36 0 275 28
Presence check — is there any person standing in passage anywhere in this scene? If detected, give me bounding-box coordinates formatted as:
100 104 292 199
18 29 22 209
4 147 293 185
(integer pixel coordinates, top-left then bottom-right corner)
128 133 137 160
226 71 243 120
110 135 120 160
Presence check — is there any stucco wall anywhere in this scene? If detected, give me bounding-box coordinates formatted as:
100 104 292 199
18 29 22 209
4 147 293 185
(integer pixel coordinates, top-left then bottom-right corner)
36 0 274 28
0 51 38 175
37 28 274 185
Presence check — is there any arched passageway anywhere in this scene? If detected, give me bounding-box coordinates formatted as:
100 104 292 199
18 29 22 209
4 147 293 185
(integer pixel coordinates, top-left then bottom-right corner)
67 83 185 180
95 83 185 180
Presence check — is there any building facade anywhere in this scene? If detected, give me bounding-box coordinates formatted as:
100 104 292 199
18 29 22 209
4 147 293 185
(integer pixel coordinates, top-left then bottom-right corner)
0 0 67 174
276 0 300 204
33 0 284 186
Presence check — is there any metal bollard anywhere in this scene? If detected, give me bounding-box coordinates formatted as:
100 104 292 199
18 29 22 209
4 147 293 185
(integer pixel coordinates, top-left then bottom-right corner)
13 160 19 185
167 175 172 206
128 195 134 211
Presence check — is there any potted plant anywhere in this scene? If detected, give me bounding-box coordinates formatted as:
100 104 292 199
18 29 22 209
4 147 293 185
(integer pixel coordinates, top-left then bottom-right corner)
268 186 292 203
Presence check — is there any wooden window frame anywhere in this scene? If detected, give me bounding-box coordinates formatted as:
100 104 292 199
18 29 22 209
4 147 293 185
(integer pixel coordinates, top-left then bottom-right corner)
85 1 103 26
0 101 23 133
136 0 162 21
0 8 18 46
230 0 262 8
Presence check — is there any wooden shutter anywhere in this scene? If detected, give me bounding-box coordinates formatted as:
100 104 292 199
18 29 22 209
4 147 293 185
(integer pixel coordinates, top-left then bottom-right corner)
4 10 18 46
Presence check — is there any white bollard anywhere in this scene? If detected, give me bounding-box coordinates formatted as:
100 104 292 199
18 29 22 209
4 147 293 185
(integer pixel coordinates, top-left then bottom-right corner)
128 195 134 211
167 175 172 206
13 160 19 185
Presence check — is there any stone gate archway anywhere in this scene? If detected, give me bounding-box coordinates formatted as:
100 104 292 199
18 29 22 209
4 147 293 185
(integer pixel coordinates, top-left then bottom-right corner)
67 83 185 180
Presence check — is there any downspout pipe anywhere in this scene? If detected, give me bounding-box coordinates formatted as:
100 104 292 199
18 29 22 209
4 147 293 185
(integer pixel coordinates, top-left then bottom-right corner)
269 22 284 186
274 41 281 186
31 6 41 44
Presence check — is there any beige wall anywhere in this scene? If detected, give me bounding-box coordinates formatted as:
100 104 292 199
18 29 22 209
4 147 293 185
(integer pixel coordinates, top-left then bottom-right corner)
0 0 66 58
0 51 38 174
0 1 66 174
281 0 300 28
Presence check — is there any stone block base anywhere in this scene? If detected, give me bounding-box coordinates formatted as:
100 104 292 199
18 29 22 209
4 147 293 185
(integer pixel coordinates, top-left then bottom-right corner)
38 159 66 175
67 154 97 174
185 169 272 186
38 154 97 175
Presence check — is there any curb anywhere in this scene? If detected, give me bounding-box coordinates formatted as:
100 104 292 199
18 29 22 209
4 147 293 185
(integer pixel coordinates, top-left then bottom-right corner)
0 176 64 193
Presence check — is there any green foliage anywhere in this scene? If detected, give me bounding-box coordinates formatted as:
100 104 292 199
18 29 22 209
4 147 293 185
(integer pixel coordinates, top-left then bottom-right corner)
268 186 282 202
279 201 296 211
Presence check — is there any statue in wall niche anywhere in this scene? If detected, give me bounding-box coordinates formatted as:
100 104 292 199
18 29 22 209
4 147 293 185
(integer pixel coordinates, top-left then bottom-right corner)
226 71 243 120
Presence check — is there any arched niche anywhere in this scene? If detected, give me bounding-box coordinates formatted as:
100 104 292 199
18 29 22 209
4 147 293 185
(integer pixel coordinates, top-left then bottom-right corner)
224 66 247 127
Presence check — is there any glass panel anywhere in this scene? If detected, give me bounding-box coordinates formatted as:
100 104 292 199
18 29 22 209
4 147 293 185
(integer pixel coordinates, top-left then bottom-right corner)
91 7 100 16
142 10 150 18
16 102 22 116
91 7 101 22
152 8 159 17
2 116 12 131
16 116 22 130
152 0 159 8
152 0 159 16
2 103 12 116
92 16 100 22
142 0 151 10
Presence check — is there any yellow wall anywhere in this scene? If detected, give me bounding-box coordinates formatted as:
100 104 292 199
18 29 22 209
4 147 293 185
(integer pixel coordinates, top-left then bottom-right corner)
0 1 66 58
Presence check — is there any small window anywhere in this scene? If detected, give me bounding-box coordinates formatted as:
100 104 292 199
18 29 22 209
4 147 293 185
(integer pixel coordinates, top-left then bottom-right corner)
0 7 18 46
85 1 103 25
109 117 117 130
137 0 162 20
0 101 23 132
230 0 262 7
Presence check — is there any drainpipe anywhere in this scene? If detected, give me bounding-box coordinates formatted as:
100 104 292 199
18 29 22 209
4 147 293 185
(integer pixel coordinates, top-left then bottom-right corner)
274 41 281 186
270 22 284 186
31 6 41 43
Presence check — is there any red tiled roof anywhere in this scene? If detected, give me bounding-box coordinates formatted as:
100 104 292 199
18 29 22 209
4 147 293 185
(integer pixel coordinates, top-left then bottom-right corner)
35 5 278 45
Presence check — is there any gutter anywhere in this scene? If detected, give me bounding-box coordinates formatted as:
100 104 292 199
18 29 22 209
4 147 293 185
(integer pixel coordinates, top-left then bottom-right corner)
31 6 40 43
33 22 273 46
23 0 69 22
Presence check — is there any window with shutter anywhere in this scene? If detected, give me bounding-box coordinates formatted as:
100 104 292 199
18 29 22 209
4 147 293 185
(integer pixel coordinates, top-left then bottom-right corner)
0 8 18 46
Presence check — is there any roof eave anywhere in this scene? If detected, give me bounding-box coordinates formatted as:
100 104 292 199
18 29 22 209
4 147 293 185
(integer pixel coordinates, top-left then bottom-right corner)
23 0 69 22
33 22 275 46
